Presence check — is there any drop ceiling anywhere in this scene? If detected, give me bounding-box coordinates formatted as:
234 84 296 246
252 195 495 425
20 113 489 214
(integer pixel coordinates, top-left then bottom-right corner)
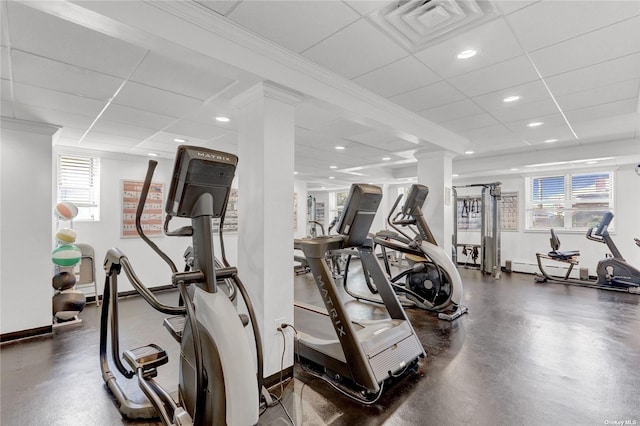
1 0 639 190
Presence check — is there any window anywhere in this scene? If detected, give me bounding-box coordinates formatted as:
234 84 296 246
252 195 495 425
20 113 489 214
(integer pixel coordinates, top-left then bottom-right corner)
57 154 100 221
526 171 613 231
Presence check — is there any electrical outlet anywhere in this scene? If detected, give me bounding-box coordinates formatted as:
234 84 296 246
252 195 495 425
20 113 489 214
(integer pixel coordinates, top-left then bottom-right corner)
274 317 286 335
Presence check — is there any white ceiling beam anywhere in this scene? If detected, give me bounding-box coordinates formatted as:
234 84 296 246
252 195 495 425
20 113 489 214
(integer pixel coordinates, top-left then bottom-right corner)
23 0 467 154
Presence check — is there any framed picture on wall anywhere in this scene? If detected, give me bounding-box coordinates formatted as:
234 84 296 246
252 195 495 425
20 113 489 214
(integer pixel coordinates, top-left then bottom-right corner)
121 180 164 238
222 188 239 233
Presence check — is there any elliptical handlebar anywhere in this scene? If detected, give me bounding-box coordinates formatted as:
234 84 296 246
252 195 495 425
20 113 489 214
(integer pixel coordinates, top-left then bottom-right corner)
136 160 178 274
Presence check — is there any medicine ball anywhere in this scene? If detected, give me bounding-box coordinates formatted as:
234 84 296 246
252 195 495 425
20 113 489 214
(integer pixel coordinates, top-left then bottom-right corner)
52 271 76 291
52 290 86 320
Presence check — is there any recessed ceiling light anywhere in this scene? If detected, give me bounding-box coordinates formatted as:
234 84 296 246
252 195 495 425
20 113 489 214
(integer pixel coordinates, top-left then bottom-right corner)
215 116 230 122
544 138 558 143
527 122 544 127
329 165 337 169
452 174 459 177
586 161 598 164
382 157 391 161
510 168 519 171
148 153 159 157
173 138 187 143
465 150 474 155
503 95 520 103
329 176 335 179
293 171 298 175
335 146 346 150
457 49 477 59
321 187 326 190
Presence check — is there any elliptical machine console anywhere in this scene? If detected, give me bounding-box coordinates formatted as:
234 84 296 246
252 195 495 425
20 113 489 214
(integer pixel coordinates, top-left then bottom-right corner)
100 146 262 425
363 184 467 320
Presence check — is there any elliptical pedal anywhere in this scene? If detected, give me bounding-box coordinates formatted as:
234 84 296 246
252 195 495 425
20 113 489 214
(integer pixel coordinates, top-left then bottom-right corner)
163 316 186 343
123 344 168 374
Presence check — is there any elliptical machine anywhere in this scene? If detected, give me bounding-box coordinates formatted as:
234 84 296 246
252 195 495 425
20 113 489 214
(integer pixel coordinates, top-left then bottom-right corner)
100 146 264 425
351 184 468 321
535 211 640 294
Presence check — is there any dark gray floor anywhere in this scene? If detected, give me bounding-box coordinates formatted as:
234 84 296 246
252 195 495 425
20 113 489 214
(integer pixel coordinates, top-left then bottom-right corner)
2 266 639 425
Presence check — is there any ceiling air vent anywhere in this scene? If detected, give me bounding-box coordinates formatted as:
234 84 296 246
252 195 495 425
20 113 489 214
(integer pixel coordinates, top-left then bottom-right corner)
368 0 500 52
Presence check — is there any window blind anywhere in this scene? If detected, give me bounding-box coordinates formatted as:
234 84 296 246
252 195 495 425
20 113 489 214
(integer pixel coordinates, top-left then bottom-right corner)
57 155 100 207
526 172 613 230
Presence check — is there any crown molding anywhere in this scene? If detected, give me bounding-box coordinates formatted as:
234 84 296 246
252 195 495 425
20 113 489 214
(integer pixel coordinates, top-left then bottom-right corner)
1 117 61 136
231 82 304 110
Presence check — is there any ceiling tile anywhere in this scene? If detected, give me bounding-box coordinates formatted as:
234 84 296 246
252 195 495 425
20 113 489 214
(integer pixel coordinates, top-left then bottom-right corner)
529 16 640 77
1 78 12 101
571 112 639 142
471 79 550 111
12 81 105 117
81 131 142 149
129 52 236 101
344 1 395 16
390 80 465 112
228 1 360 53
302 19 408 79
414 18 524 78
493 0 539 16
564 98 638 124
6 1 146 78
556 79 639 112
1 99 14 118
458 124 511 142
113 81 202 118
194 0 241 16
147 131 210 146
1 46 10 79
100 104 176 130
11 102 94 129
507 1 640 52
492 97 559 123
441 113 500 133
420 99 484 123
164 119 230 140
544 53 640 97
185 102 236 127
504 113 569 132
353 56 440 98
448 55 539 97
11 50 124 101
137 139 185 154
91 118 157 141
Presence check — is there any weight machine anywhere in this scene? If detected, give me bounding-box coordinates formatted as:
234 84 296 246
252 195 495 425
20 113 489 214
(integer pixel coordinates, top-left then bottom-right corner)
452 182 502 279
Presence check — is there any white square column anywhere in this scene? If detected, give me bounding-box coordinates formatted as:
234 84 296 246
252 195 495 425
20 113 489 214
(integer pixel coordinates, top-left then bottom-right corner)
1 118 60 335
232 82 301 379
414 149 455 257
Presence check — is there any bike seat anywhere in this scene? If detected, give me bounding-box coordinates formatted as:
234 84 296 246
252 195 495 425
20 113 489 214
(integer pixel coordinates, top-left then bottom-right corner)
548 250 580 260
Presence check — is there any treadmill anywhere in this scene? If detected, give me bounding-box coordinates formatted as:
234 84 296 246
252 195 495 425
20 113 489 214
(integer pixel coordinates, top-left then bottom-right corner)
294 184 425 398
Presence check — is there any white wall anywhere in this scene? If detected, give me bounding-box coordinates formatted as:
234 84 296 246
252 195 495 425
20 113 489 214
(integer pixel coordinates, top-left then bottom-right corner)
1 119 57 335
453 167 640 275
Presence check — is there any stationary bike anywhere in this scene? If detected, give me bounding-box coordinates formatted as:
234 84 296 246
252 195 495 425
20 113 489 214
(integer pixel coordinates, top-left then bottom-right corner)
535 211 640 294
344 184 468 321
100 146 264 425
